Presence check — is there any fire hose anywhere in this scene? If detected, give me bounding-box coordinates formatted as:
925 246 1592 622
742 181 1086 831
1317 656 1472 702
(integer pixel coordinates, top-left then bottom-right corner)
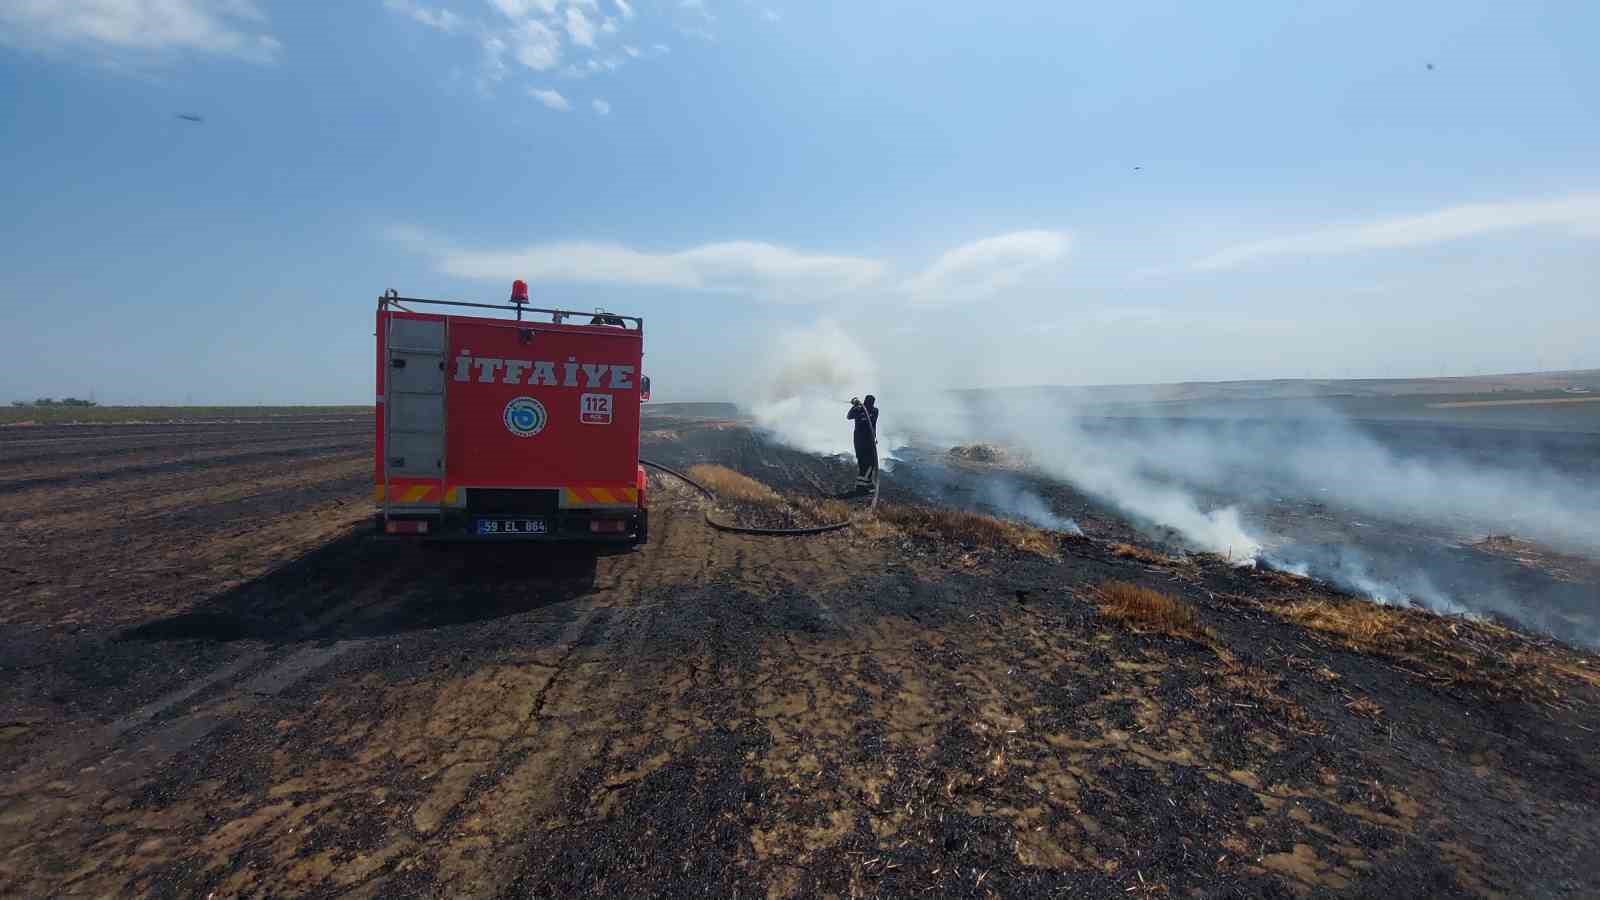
638 402 880 537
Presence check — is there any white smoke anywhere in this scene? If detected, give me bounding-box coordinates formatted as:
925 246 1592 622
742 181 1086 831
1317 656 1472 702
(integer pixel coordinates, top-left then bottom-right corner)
745 319 884 455
994 405 1263 557
743 318 1600 644
979 479 1084 534
745 323 1258 555
745 318 943 457
1089 412 1600 557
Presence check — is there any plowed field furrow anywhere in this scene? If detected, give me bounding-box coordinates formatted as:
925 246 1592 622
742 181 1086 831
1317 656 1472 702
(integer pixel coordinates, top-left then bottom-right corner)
0 419 369 450
0 427 369 472
0 438 369 494
1 492 370 630
0 450 368 523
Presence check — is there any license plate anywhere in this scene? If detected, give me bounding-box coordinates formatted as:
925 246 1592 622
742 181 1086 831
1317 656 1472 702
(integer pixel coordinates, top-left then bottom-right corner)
475 518 547 536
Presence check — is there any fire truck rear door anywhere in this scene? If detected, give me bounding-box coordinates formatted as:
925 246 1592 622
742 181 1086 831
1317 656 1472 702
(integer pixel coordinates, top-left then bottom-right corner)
385 316 446 482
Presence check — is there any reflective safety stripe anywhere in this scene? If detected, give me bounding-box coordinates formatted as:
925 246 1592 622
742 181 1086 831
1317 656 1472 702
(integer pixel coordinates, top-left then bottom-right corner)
375 482 455 505
376 484 631 507
562 486 638 507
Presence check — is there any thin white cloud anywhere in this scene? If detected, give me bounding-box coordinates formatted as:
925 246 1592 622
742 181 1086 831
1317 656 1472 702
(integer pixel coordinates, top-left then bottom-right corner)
394 228 1075 305
385 0 683 89
564 5 595 47
764 9 781 22
1194 193 1600 271
592 98 611 115
0 0 281 63
512 19 561 70
384 0 460 32
901 231 1071 304
490 0 560 18
528 87 571 110
414 237 884 301
480 33 509 81
561 53 619 78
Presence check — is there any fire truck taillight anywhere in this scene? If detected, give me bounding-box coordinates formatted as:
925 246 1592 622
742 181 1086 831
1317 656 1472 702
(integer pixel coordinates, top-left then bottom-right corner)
510 280 529 304
385 519 430 535
589 519 627 534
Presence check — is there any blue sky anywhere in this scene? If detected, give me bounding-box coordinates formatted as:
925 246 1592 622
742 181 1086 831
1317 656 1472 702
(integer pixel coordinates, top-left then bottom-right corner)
1 0 1597 404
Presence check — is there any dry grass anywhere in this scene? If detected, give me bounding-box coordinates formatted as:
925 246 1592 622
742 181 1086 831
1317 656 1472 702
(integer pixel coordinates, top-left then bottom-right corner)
1269 595 1580 703
850 515 901 541
1094 580 1205 641
947 443 1006 464
1109 543 1172 566
1469 534 1599 584
1345 695 1384 719
685 464 782 506
685 465 853 528
877 504 1056 557
1279 597 1409 646
1217 660 1324 734
795 496 852 525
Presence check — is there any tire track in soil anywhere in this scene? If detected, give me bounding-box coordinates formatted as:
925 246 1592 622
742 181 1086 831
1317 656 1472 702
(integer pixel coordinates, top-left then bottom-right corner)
72 502 709 898
1 423 715 896
0 534 424 781
0 637 376 898
1 468 371 630
412 491 712 897
497 499 896 898
0 530 506 896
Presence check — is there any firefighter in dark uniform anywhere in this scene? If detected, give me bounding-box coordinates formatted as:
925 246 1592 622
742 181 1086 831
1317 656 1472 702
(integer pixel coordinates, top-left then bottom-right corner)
847 395 879 490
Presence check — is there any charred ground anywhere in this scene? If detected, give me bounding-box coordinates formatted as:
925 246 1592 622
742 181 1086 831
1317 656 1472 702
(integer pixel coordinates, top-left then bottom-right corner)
1 408 1597 897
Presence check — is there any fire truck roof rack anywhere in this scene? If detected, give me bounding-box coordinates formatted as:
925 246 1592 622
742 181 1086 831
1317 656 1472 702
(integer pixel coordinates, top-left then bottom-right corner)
379 289 642 333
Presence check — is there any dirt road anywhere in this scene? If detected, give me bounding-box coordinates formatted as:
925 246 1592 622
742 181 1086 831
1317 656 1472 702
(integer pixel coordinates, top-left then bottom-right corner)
2 412 1598 897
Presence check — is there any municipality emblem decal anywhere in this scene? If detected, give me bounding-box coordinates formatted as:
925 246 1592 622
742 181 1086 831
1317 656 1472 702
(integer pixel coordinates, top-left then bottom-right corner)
503 396 547 437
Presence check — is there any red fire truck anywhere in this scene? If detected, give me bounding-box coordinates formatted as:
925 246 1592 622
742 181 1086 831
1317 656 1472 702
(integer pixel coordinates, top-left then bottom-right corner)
374 285 650 544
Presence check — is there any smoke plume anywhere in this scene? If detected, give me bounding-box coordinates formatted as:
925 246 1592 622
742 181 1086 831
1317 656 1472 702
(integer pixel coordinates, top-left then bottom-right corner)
747 321 1600 646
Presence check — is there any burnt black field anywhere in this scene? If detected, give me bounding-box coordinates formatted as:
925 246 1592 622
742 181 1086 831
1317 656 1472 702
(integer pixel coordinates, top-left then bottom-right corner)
4 405 1599 896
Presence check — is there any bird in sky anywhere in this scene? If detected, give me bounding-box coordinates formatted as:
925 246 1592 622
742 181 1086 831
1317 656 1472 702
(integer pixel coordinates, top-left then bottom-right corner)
176 113 204 123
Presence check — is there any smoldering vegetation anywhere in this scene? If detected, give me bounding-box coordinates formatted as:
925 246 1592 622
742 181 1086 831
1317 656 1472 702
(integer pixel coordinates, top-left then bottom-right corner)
749 371 1600 648
975 402 1600 647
